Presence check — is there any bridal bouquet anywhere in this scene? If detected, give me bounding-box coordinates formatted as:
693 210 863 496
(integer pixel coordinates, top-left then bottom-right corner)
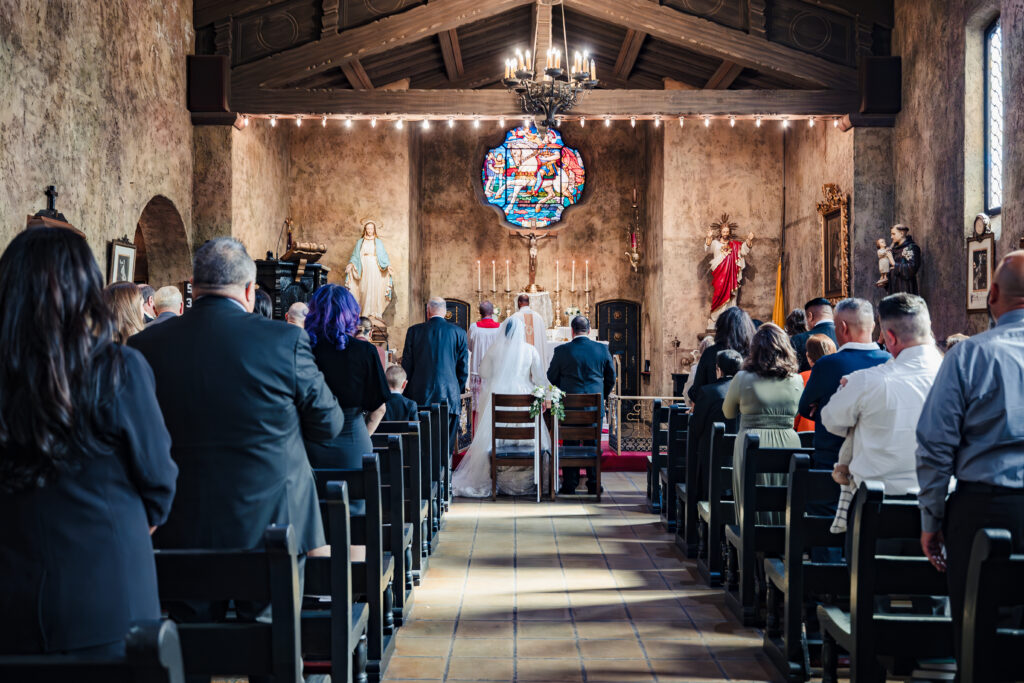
530 385 566 421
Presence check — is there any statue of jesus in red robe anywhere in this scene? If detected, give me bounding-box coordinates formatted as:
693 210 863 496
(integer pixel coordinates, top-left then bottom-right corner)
705 219 754 326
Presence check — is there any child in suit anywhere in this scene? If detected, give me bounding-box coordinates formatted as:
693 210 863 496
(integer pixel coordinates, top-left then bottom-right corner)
383 365 420 422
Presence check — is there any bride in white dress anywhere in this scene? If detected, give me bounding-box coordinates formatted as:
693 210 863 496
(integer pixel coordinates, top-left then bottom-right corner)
452 316 551 498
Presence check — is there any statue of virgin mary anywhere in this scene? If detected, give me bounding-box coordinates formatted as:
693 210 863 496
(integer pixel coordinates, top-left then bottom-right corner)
344 220 394 317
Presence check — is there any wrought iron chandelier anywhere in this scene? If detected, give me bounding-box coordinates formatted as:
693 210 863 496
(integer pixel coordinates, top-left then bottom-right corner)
502 3 597 133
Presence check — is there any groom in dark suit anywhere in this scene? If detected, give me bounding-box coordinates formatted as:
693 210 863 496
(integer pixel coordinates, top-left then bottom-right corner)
402 297 470 453
548 316 616 494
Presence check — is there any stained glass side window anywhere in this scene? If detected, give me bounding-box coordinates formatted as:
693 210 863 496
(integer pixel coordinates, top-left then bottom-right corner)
985 18 1003 214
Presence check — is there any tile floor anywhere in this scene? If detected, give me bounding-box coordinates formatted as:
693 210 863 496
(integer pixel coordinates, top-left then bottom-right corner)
385 472 782 683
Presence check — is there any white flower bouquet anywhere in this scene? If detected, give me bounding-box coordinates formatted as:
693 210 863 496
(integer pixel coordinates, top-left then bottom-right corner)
529 384 567 421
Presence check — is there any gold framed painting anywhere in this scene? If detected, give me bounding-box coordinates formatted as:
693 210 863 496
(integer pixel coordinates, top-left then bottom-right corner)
817 184 850 302
966 232 995 311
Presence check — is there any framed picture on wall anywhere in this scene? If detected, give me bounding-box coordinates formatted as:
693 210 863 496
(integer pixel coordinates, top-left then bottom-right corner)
817 184 850 302
108 237 136 284
966 233 995 311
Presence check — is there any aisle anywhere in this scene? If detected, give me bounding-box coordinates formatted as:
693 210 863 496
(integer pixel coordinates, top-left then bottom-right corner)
384 472 781 682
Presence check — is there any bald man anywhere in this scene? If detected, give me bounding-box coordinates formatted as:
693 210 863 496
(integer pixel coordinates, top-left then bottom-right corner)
917 250 1024 662
285 302 308 329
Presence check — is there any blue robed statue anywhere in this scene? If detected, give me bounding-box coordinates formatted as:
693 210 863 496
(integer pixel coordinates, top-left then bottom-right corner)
344 220 394 317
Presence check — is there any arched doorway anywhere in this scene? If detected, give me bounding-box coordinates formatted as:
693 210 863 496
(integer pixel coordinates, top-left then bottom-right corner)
133 196 191 286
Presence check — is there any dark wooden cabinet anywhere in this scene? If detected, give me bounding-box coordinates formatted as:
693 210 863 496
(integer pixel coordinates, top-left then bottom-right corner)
597 300 641 398
255 259 330 320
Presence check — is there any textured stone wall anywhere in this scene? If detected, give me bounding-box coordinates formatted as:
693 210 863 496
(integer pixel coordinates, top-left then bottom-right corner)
783 125 855 312
288 124 413 351
232 123 290 261
192 127 233 247
642 126 666 393
0 0 194 282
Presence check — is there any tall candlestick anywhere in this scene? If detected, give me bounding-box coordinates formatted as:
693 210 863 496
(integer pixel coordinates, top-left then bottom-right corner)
571 260 576 290
491 260 496 291
585 260 590 290
505 259 510 290
555 260 560 291
477 260 482 291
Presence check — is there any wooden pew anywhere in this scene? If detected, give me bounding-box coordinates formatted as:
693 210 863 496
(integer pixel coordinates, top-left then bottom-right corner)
961 528 1024 683
695 424 735 586
818 482 953 683
417 405 442 548
762 454 847 682
303 481 370 683
371 433 416 626
431 402 453 514
375 421 430 582
675 405 707 558
646 399 671 513
660 405 689 532
154 526 302 683
314 456 397 683
724 434 813 626
0 620 185 683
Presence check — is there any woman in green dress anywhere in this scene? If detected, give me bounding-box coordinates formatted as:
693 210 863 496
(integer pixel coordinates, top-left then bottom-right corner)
722 323 803 521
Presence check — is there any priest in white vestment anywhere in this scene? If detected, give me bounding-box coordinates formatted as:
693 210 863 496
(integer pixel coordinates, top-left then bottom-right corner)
509 294 548 367
468 301 501 424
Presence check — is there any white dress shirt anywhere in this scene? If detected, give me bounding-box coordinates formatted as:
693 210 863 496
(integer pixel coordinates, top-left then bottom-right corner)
820 343 944 494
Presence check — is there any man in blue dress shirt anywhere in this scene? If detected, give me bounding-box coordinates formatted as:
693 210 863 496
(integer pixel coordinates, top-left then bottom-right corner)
916 250 1024 661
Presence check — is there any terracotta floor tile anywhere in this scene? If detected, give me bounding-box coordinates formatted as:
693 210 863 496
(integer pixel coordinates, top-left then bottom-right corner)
453 620 514 639
515 658 583 681
398 619 457 638
573 620 638 639
641 639 713 659
577 638 646 660
444 657 515 680
450 637 514 658
392 636 452 657
515 638 579 659
515 620 576 639
382 656 447 680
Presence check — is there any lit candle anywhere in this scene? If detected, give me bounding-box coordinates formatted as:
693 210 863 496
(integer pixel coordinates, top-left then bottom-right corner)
477 260 482 291
506 259 510 290
571 260 576 290
555 259 560 291
491 260 496 291
590 59 596 79
631 232 637 250
586 260 590 290
525 50 531 71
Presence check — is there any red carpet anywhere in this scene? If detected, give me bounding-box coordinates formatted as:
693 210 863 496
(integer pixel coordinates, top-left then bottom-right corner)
454 438 648 473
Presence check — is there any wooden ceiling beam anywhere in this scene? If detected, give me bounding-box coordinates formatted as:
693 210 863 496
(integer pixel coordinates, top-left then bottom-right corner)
613 29 646 80
232 0 533 90
231 87 859 116
562 0 857 89
341 60 374 90
195 0 285 27
704 60 744 89
438 29 465 80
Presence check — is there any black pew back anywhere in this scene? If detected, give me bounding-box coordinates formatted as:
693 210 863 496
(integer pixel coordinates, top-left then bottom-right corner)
660 405 689 531
154 526 301 683
374 421 430 580
371 434 415 626
696 424 736 586
647 400 671 513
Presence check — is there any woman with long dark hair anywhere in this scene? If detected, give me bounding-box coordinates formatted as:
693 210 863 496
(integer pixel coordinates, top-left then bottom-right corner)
722 323 803 518
0 228 177 656
686 306 756 403
304 285 389 469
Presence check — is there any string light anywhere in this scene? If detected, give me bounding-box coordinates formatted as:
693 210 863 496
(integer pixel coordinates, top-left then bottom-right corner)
833 117 840 128
630 116 636 128
782 117 789 128
321 115 328 127
808 116 815 128
579 116 585 127
604 116 611 127
242 115 249 127
679 116 684 127
755 116 762 128
447 116 455 128
499 116 505 128
370 117 377 128
703 115 710 127
345 118 353 129
269 116 277 128
422 118 431 130
396 117 404 130
653 116 660 128
473 117 480 129
729 116 736 127
295 116 302 127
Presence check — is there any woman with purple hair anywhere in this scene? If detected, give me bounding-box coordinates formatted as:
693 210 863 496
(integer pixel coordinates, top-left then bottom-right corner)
304 284 390 469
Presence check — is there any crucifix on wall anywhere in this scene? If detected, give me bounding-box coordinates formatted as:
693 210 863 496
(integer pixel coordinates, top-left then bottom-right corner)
511 230 555 293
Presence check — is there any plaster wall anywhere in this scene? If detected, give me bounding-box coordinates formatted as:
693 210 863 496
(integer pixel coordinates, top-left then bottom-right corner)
288 125 414 352
232 123 290 261
0 0 195 280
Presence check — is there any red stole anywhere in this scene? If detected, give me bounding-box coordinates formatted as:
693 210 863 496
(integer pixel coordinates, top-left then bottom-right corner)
711 239 745 311
475 318 500 329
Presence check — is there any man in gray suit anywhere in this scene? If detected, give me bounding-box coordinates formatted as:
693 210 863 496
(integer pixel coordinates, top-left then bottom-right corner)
130 238 343 561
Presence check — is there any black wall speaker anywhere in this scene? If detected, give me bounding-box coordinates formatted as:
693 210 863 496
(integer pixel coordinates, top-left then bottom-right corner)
859 56 902 115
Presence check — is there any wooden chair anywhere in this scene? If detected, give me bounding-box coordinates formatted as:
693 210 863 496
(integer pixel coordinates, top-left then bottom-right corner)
154 526 302 683
695 424 735 586
303 481 370 683
375 422 430 582
554 393 604 502
961 528 1024 683
724 434 813 626
418 408 441 548
314 456 396 682
660 405 689 531
489 393 546 500
818 482 953 683
646 400 671 512
371 434 415 626
0 620 185 683
762 454 847 682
